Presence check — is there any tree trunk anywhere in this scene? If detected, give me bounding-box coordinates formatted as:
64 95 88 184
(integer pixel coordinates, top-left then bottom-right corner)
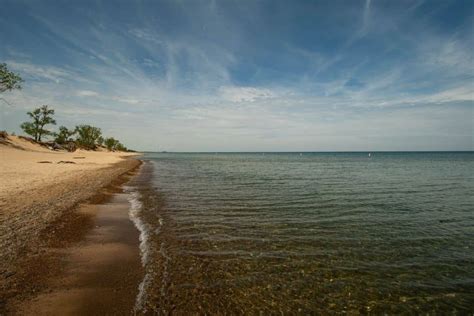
38 123 44 142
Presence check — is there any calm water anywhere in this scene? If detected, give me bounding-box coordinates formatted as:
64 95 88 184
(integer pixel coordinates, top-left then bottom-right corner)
128 152 474 314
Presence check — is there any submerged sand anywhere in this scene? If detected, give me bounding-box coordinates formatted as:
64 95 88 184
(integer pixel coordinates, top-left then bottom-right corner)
0 136 142 314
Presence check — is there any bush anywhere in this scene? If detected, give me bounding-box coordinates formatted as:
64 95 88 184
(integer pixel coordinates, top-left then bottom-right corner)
54 126 76 144
75 125 102 149
103 137 128 151
104 137 119 151
97 136 104 146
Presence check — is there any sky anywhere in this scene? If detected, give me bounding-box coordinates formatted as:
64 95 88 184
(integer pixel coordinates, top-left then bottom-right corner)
0 0 473 151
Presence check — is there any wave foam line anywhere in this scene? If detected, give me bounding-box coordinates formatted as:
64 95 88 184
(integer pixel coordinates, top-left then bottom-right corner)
125 186 154 314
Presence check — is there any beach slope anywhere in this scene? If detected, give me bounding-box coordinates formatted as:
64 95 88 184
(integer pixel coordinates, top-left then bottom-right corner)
0 136 142 313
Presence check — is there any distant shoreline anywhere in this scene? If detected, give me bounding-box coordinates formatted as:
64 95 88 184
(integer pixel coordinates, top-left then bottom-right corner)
141 150 474 153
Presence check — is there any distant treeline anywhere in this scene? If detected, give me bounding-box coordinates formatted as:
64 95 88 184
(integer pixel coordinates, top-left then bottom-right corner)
20 105 131 152
0 62 131 152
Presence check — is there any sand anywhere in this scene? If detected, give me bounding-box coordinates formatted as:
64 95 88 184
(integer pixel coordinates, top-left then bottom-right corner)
0 135 143 314
0 136 136 201
13 193 143 315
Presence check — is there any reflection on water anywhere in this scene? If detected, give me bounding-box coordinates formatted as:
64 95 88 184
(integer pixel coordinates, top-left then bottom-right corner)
131 152 474 314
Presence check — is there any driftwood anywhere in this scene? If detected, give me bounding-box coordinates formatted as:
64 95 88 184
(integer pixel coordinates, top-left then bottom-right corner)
57 161 76 164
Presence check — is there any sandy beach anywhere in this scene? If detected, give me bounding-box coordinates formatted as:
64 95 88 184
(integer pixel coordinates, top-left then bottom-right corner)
0 136 143 314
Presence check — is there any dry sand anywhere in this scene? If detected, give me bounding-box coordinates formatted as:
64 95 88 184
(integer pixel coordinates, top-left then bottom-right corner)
0 136 143 314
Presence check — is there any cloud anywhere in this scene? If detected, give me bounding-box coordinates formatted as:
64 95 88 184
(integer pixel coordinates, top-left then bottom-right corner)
6 61 74 83
1 0 472 151
362 0 372 34
76 90 99 97
111 96 141 105
218 86 277 103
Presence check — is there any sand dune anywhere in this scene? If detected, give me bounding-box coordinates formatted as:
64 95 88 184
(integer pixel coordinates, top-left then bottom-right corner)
0 136 137 206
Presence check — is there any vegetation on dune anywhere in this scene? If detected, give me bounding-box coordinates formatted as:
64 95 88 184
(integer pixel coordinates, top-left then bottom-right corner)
104 137 118 150
20 105 56 142
19 108 131 151
54 126 76 144
97 136 104 147
104 137 128 151
75 124 102 149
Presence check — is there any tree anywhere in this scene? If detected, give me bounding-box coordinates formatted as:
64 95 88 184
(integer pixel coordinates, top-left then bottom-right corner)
20 105 56 142
54 126 76 144
104 137 119 151
116 142 128 152
97 136 104 147
75 125 102 149
0 63 23 93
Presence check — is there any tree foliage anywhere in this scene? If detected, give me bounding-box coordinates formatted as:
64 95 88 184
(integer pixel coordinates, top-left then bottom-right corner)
0 63 23 93
54 126 76 144
75 124 102 149
103 137 127 151
20 105 56 141
18 106 131 151
104 137 118 150
116 142 127 151
97 136 104 146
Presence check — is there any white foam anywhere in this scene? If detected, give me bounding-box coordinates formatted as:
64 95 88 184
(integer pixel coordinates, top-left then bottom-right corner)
124 186 152 313
124 184 168 314
159 242 171 297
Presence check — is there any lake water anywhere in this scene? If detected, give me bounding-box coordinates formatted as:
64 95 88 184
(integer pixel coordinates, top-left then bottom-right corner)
127 152 474 314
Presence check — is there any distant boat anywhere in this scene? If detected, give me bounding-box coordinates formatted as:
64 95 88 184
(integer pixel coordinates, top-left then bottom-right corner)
368 153 371 158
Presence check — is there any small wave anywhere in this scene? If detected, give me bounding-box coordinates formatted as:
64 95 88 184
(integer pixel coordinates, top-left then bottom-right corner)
159 242 171 298
124 186 154 314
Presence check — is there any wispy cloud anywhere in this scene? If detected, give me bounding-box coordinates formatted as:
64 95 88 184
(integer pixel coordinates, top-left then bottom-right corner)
362 0 372 35
0 0 472 151
76 90 99 97
218 86 276 103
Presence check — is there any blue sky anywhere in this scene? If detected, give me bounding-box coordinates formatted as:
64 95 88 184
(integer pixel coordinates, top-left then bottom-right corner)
0 0 472 151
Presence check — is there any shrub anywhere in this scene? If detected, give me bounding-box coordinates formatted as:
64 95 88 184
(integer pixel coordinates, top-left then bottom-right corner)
104 137 119 151
54 126 76 144
75 125 102 149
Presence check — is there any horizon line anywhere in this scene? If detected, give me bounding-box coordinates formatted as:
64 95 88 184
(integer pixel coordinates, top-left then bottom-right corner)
140 150 474 153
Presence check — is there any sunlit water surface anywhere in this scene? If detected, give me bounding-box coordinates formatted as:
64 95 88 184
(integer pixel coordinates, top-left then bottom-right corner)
128 152 474 314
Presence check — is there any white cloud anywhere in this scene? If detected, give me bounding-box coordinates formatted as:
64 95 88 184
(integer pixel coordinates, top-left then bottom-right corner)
218 86 276 103
76 90 99 97
6 61 74 83
111 96 141 105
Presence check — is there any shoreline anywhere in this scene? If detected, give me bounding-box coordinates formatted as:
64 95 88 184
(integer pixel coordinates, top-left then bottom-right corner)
0 137 144 314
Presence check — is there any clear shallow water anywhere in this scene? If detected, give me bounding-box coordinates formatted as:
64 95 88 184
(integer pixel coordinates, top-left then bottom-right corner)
129 152 474 314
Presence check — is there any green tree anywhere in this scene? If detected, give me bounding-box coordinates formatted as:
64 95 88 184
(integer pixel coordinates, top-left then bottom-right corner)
104 137 119 151
54 126 76 144
116 142 128 152
20 105 56 142
0 63 23 93
97 136 104 147
75 125 102 149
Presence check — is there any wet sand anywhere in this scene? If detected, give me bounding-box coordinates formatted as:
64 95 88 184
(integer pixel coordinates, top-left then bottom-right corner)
15 192 143 315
